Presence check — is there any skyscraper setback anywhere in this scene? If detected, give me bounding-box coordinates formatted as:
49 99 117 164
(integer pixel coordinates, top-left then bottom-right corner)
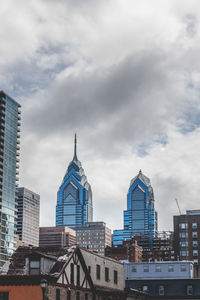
0 91 21 266
113 170 157 249
56 135 93 229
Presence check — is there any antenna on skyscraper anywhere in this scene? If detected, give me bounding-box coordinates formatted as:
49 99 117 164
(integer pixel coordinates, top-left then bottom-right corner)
73 133 78 161
175 198 181 215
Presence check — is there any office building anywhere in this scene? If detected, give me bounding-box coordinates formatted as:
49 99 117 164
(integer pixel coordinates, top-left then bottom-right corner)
76 221 112 256
39 226 76 248
0 91 21 266
113 170 157 249
105 238 143 262
16 187 40 246
174 210 200 264
56 134 93 228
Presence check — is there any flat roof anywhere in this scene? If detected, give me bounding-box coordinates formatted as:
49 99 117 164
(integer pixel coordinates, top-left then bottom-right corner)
0 90 21 107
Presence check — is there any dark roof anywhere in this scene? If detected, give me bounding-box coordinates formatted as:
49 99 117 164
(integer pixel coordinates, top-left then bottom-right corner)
7 246 76 275
0 275 56 286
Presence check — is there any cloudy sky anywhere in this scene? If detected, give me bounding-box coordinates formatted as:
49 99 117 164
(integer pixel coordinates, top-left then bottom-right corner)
1 0 200 232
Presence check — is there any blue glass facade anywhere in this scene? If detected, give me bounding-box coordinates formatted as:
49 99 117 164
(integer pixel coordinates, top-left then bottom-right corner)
113 170 157 249
0 91 20 266
56 135 93 229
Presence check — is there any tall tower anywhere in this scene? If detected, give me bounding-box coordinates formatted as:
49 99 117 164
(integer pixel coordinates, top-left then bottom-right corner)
113 170 157 248
0 91 21 266
56 135 93 229
16 187 40 246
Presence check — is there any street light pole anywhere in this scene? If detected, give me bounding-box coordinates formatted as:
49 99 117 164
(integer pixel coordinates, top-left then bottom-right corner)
40 278 48 300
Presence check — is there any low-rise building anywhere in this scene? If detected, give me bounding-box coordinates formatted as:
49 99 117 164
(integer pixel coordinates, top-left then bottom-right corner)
39 226 76 248
0 246 147 300
124 261 194 280
105 238 142 262
76 222 112 256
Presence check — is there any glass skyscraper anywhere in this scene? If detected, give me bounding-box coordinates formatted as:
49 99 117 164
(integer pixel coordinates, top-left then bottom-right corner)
0 91 20 266
56 135 93 229
113 170 157 249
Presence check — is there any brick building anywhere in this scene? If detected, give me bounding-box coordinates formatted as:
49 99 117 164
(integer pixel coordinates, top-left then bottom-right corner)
105 238 142 262
174 210 200 263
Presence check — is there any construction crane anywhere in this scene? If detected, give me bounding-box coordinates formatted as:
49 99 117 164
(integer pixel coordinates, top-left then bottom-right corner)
175 198 181 215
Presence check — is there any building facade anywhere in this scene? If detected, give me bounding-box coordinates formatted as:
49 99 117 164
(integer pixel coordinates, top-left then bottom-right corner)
0 91 21 266
124 261 194 280
16 187 40 246
39 226 76 248
56 135 93 229
0 245 147 300
105 238 142 262
76 222 112 256
113 170 157 249
174 210 200 264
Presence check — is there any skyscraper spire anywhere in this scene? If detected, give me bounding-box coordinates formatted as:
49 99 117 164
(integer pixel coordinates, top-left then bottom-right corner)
73 133 78 161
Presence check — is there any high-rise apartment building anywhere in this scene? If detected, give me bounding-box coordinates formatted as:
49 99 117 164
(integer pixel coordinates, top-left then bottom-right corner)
76 222 112 256
39 226 76 248
16 187 40 246
0 91 21 266
113 170 157 249
56 135 93 229
174 210 200 264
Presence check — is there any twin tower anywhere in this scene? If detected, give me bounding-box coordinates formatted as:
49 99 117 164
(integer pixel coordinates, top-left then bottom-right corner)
56 135 157 247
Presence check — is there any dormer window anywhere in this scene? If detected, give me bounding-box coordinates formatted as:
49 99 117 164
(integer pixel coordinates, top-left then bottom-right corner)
29 260 40 275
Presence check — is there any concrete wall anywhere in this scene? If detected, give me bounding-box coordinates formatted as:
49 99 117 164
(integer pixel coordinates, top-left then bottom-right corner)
125 261 193 280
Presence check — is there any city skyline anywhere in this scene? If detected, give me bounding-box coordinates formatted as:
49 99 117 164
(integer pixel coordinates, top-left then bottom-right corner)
1 1 200 232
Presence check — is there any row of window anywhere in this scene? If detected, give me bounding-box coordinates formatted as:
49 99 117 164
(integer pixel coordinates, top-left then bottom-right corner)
180 241 198 247
180 250 199 256
141 284 193 296
179 223 198 229
132 264 187 273
96 264 118 284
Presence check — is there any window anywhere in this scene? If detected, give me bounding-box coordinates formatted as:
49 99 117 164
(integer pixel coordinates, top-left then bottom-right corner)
29 260 40 275
168 265 174 272
159 285 165 296
88 266 91 274
181 265 186 272
114 270 118 284
85 294 88 300
179 223 188 229
180 250 188 257
143 266 149 272
187 285 193 295
193 241 198 247
179 241 188 247
192 232 198 238
56 289 60 300
77 265 80 286
76 292 80 300
70 263 74 284
105 267 109 282
193 250 198 256
67 290 71 300
142 285 149 292
192 223 197 229
193 259 198 264
155 265 161 272
96 264 100 280
132 265 137 272
0 292 9 300
179 232 188 238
